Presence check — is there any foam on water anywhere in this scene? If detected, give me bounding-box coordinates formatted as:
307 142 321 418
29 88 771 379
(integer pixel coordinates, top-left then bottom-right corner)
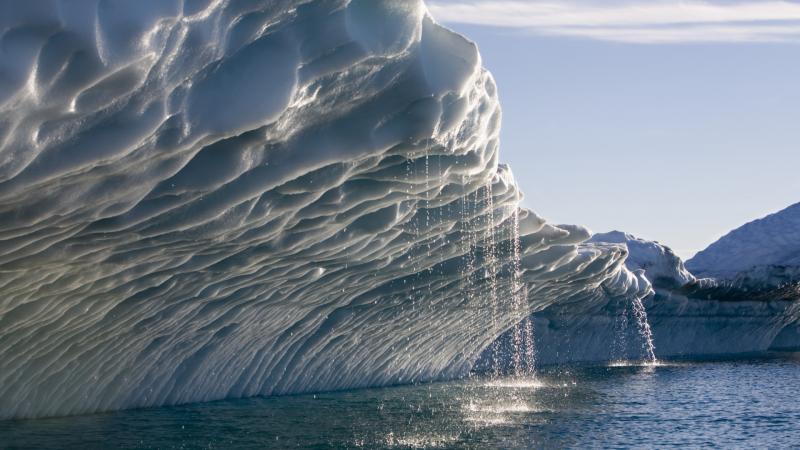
482 377 549 390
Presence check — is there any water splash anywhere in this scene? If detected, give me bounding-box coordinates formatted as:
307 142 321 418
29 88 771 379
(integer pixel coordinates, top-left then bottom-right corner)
459 176 477 311
482 378 547 389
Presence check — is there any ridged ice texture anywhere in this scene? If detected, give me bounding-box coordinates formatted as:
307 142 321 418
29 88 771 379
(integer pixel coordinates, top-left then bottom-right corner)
0 0 644 419
589 231 694 288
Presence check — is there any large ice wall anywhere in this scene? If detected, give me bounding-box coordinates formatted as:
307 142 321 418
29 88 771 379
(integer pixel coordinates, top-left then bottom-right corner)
0 0 646 419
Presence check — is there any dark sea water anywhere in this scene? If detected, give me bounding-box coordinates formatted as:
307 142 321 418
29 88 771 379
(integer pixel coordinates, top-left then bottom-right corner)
2 353 799 449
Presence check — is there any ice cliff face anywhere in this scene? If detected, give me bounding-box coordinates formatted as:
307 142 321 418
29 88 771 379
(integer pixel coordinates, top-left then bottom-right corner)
0 0 646 419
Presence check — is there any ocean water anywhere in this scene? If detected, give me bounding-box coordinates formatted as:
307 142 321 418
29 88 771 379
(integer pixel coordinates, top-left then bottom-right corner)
2 354 799 449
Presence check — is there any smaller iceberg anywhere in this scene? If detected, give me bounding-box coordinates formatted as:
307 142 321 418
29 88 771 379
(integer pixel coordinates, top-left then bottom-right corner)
498 204 800 367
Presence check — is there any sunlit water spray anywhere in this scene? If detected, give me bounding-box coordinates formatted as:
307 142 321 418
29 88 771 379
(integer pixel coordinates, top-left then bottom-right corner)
632 296 658 364
468 193 545 426
482 378 548 389
508 208 537 376
609 288 657 365
611 301 630 362
424 141 431 261
482 181 501 377
459 177 475 300
455 176 544 426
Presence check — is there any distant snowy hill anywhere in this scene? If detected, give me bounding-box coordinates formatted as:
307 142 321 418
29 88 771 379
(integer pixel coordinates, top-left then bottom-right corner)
687 202 800 281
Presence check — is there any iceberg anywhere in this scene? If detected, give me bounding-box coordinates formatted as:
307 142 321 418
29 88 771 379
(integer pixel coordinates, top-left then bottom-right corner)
0 0 647 419
519 224 800 366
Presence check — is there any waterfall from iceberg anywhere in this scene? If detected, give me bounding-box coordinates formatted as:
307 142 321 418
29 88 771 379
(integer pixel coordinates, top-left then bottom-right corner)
0 0 649 419
508 209 537 376
631 296 658 363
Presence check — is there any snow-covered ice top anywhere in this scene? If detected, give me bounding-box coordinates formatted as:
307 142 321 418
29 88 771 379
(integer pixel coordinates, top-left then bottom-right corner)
687 202 800 280
0 0 647 419
589 231 694 288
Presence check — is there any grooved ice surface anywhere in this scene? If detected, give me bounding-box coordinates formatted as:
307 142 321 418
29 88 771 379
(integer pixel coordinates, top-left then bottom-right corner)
590 231 694 288
0 0 645 419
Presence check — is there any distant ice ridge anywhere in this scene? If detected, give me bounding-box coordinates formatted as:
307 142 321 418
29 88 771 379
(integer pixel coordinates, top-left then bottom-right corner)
687 202 800 284
687 203 800 354
0 0 647 419
522 226 800 366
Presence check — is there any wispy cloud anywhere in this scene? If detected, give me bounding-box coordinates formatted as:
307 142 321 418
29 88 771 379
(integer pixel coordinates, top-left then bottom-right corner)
427 1 800 43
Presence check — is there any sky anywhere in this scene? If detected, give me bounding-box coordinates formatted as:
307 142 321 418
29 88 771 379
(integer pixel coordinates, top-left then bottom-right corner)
427 0 800 259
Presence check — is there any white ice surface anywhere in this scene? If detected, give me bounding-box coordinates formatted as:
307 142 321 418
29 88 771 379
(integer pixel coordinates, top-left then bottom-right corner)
590 231 694 288
0 0 646 419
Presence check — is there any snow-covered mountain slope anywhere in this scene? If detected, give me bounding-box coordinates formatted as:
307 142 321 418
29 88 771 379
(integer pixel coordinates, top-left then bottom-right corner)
687 202 800 282
0 0 648 419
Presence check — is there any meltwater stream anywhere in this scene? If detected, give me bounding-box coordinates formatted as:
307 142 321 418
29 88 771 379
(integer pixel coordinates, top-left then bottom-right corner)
3 354 798 449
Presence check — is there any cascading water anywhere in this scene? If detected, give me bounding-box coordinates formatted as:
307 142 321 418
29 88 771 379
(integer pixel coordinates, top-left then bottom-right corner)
424 141 432 263
611 301 630 362
520 317 536 373
459 176 475 303
508 209 536 376
508 218 524 374
631 296 658 364
469 195 539 378
483 181 502 376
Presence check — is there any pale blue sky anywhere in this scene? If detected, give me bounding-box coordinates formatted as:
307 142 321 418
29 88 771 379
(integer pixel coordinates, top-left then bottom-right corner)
429 0 800 259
